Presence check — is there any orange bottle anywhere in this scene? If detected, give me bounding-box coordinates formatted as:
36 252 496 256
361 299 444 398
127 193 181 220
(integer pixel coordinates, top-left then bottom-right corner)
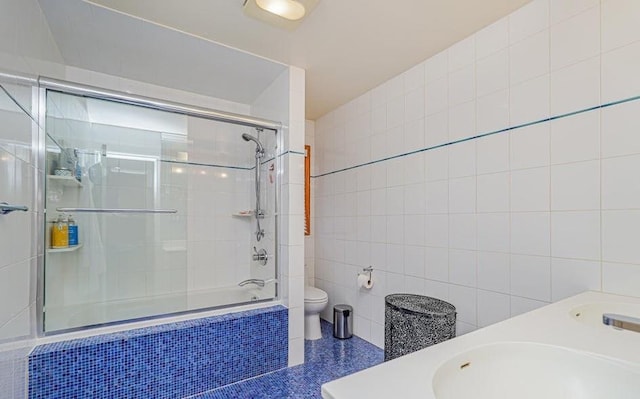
51 214 69 249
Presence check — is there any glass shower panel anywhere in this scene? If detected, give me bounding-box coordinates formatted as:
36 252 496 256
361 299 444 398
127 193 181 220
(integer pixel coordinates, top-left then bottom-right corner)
43 91 278 333
0 82 36 342
177 116 278 309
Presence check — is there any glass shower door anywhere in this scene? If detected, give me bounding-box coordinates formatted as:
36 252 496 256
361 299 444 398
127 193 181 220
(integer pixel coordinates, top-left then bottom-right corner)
44 91 189 331
43 90 278 333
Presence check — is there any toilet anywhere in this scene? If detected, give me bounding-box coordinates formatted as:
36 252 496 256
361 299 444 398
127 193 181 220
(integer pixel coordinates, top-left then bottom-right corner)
304 285 328 340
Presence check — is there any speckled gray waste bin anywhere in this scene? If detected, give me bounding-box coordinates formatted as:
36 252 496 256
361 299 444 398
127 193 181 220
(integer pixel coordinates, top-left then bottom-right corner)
384 294 456 361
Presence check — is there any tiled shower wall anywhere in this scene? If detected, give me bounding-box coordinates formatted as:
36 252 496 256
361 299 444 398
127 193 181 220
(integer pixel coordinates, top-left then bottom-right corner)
0 84 38 399
0 85 37 342
0 0 64 396
314 0 640 347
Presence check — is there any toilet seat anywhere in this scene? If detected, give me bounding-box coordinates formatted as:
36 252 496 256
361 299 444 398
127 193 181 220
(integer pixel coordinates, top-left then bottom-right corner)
304 286 328 303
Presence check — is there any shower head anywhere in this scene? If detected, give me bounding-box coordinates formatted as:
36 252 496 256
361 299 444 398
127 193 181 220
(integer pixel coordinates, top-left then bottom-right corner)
242 133 264 154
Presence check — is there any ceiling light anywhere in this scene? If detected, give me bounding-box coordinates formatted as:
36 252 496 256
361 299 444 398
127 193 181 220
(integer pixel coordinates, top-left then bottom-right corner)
243 0 319 30
256 0 305 20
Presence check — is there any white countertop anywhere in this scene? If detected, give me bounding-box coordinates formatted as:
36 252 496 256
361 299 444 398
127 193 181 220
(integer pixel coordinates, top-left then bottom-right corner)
321 291 640 399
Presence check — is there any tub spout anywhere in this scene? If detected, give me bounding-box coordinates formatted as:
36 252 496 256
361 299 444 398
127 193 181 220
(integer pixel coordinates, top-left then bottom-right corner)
239 279 265 288
238 278 277 288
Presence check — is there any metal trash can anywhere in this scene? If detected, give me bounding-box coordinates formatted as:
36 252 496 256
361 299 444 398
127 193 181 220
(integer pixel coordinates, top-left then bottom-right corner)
333 304 353 339
384 294 456 361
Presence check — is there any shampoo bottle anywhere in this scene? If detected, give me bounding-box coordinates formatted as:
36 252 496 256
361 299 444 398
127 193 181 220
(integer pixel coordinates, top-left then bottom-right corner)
51 214 69 249
68 214 78 246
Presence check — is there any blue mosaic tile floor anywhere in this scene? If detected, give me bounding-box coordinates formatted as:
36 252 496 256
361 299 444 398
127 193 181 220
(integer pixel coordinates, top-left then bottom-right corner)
193 320 384 399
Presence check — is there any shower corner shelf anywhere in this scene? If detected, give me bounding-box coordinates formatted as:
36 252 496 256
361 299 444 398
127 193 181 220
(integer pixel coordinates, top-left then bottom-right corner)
47 243 83 254
47 175 83 188
232 212 253 218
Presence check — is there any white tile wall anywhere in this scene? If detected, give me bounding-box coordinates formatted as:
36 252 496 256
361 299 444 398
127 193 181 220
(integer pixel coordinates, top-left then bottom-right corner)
550 56 600 115
510 30 549 85
253 67 305 366
550 6 600 71
0 0 61 393
314 0 640 348
550 112 600 164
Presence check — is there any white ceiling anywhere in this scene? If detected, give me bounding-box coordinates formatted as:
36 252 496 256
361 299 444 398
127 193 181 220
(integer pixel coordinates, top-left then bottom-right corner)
43 0 531 120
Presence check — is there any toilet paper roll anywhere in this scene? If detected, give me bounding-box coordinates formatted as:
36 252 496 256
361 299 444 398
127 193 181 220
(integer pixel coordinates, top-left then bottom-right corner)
357 273 374 289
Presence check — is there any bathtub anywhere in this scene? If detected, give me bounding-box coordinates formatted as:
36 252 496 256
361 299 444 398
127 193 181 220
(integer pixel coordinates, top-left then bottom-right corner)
44 284 275 333
31 303 288 399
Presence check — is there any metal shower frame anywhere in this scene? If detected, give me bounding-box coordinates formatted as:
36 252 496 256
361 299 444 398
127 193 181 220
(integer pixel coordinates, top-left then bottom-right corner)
0 70 283 336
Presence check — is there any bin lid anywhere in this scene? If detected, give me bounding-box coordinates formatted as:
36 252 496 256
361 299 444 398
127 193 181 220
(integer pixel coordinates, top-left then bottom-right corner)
334 304 352 313
385 294 455 316
304 286 328 302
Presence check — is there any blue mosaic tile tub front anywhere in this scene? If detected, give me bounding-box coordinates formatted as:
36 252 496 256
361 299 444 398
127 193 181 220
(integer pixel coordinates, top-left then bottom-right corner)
29 305 288 399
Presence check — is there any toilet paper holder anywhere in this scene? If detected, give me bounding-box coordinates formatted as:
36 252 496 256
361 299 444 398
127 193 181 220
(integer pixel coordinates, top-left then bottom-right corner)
359 266 373 284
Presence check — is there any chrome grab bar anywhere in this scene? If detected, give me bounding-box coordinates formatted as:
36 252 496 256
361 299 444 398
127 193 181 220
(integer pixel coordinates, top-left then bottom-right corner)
603 313 640 333
55 207 177 214
0 202 28 215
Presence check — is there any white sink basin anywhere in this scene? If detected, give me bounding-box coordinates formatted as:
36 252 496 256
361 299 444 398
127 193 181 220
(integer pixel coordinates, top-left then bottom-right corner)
571 303 640 327
432 342 640 399
322 293 640 399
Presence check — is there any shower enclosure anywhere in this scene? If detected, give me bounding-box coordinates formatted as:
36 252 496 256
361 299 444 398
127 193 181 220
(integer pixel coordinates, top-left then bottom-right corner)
42 84 280 333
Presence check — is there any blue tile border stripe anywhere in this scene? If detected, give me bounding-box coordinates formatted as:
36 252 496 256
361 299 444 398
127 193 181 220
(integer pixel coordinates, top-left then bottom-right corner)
159 149 304 171
274 150 306 160
312 95 640 179
256 150 305 167
29 305 288 399
161 159 253 170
